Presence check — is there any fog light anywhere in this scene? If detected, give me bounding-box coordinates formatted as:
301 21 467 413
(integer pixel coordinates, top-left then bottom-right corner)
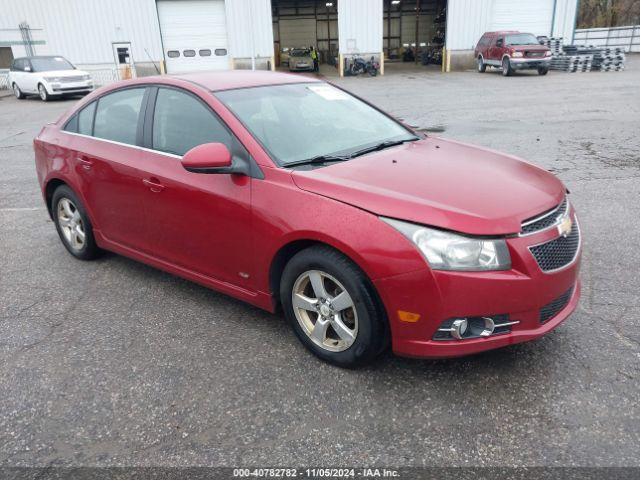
451 318 468 340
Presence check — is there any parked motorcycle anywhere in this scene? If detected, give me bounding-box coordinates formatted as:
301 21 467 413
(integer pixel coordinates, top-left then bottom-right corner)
349 55 379 76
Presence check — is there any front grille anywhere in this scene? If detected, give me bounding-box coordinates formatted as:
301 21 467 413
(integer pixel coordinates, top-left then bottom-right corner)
526 51 544 58
529 219 580 272
61 76 87 83
540 287 574 323
521 197 568 235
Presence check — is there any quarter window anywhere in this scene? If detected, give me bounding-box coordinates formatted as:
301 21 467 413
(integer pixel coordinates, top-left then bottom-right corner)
152 88 231 156
199 49 212 57
214 48 227 56
183 50 196 57
78 102 96 135
167 50 180 58
93 88 146 145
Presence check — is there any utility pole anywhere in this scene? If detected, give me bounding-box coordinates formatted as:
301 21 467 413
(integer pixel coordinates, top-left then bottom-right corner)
415 0 420 64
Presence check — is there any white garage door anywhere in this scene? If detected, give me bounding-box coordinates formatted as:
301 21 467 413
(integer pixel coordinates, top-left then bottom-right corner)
157 0 229 74
279 18 316 49
491 0 555 37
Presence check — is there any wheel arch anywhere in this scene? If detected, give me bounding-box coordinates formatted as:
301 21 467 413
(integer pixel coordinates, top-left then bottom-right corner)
268 237 381 312
44 177 68 220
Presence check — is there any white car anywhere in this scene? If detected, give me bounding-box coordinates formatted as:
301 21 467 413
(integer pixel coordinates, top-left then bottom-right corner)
9 55 93 101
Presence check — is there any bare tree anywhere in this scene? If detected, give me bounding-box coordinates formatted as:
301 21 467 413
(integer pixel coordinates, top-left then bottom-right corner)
578 0 640 28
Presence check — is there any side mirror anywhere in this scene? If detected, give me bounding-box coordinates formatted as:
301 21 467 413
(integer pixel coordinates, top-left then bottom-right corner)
182 142 233 174
496 40 503 48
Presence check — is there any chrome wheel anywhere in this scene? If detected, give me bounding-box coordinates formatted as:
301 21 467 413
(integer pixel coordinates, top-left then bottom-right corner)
57 198 85 250
39 84 47 100
13 84 21 98
292 270 358 352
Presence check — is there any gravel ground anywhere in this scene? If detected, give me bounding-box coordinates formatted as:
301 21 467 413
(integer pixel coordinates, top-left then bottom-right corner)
1 57 639 468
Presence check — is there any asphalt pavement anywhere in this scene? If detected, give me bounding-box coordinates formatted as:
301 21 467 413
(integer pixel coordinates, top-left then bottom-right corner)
1 58 639 468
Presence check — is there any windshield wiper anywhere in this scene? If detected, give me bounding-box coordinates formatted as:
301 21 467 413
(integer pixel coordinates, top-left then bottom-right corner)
284 154 351 168
348 137 419 159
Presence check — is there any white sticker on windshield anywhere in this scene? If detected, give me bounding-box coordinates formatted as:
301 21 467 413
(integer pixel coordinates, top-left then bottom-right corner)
307 85 349 101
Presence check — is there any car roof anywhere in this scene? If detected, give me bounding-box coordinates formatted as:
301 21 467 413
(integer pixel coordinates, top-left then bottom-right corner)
484 31 521 35
172 70 322 91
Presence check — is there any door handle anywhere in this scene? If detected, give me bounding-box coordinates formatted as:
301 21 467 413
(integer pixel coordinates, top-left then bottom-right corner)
76 157 93 170
142 178 165 193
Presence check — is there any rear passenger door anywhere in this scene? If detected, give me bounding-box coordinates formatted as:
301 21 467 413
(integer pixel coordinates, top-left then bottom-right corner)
63 87 153 252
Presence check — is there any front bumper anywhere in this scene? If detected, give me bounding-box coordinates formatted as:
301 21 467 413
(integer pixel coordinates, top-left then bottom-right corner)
510 57 551 70
374 210 581 359
48 81 94 95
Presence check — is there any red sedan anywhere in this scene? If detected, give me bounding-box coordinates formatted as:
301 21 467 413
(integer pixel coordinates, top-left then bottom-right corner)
34 72 581 367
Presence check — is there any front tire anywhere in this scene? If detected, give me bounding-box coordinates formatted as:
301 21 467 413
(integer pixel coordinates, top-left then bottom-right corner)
12 83 25 99
280 246 388 368
38 83 50 102
52 185 101 260
538 66 549 75
502 57 513 76
477 56 486 73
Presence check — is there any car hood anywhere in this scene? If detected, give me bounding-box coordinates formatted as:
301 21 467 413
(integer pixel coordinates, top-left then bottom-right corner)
291 137 565 236
40 70 89 77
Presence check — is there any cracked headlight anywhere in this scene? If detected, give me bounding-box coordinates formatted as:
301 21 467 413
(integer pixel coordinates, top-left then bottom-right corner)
382 217 511 271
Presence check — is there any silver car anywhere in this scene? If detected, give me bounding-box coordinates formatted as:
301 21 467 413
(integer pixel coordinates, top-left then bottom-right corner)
288 48 314 72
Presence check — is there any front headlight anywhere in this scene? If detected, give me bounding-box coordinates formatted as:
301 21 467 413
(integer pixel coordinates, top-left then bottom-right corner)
82 74 92 81
44 76 62 83
381 217 511 271
544 51 552 57
511 51 524 58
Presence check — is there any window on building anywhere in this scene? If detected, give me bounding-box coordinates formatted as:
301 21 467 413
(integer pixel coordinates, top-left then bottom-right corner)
152 88 231 156
93 88 146 145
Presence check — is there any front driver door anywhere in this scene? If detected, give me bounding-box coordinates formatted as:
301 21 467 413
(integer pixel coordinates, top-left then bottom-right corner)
137 86 254 289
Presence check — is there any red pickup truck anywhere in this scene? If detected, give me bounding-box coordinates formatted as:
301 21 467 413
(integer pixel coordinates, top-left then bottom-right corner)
475 31 552 76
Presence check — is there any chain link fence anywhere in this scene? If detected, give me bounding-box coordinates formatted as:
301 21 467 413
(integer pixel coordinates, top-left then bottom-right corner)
0 70 9 90
574 25 640 53
0 67 129 92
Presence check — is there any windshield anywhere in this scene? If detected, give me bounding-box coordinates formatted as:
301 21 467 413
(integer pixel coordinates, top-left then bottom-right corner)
216 83 416 166
505 34 539 46
30 57 74 72
290 49 310 57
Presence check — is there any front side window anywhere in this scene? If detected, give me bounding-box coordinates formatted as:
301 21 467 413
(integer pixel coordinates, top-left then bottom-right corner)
152 88 231 156
93 88 146 145
216 83 415 166
30 56 74 72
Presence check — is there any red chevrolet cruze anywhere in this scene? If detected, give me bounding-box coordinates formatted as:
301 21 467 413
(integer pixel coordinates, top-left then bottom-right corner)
34 72 581 367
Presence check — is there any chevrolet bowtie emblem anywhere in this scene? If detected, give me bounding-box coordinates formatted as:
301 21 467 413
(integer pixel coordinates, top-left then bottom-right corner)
557 215 573 238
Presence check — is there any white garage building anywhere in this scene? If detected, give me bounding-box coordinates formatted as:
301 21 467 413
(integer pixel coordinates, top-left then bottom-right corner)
0 0 579 79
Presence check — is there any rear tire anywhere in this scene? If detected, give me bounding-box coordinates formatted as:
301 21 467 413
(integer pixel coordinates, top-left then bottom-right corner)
502 57 513 76
538 67 549 75
280 246 388 368
38 83 50 102
52 185 101 260
477 56 486 73
12 83 25 99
